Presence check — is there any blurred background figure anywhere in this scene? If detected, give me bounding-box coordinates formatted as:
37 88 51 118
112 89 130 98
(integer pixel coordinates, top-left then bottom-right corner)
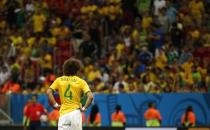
0 56 11 89
144 102 162 127
88 104 101 127
80 95 87 126
111 104 126 127
181 105 196 127
82 112 86 126
48 109 59 126
24 95 47 130
23 99 32 127
0 0 209 95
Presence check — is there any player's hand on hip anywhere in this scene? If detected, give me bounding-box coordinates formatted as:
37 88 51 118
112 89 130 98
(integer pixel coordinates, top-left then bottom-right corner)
53 103 60 109
80 107 87 112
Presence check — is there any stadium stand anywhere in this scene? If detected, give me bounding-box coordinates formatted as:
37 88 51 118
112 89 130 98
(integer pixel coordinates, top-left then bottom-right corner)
0 0 209 94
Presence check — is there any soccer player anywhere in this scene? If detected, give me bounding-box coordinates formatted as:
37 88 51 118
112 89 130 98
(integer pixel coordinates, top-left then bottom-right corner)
47 58 93 130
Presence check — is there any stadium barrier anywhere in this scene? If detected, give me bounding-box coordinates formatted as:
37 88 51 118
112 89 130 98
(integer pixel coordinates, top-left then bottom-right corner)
9 93 210 126
0 94 209 126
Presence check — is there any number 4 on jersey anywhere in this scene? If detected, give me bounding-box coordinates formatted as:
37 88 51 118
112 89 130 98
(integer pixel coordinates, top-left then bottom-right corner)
64 84 73 100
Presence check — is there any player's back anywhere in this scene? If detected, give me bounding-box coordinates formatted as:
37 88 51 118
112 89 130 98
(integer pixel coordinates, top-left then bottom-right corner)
50 75 90 116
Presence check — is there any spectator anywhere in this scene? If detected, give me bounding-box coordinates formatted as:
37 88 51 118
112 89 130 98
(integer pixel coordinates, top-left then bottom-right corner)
31 10 46 34
118 83 126 93
93 78 107 93
134 60 146 77
39 53 53 76
165 1 177 24
153 0 166 16
189 0 204 26
136 0 152 15
166 45 179 64
170 22 184 50
113 75 128 94
55 37 74 74
5 0 19 27
155 48 167 69
142 74 156 93
79 33 97 59
142 12 153 31
87 65 102 83
25 0 35 18
138 46 153 65
148 23 164 56
89 20 101 58
178 47 193 64
15 4 25 29
0 79 21 94
21 59 36 91
157 8 170 34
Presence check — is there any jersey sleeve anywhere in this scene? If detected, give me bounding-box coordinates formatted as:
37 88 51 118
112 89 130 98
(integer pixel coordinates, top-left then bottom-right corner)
81 80 91 94
49 78 59 91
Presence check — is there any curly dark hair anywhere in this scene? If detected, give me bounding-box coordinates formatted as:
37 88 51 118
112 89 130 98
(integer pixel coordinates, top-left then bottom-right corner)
63 58 82 76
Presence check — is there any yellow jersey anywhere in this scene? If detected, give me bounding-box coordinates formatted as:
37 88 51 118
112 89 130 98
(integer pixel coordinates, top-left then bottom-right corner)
32 14 46 33
50 76 91 116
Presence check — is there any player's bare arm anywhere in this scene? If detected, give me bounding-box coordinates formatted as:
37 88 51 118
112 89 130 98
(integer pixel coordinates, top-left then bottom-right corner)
81 91 94 112
47 88 60 108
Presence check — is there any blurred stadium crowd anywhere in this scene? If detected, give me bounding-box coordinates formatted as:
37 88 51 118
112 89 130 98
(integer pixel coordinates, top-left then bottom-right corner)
0 0 210 94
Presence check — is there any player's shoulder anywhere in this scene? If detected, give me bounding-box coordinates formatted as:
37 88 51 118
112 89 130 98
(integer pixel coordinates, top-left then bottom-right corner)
55 76 68 81
74 76 86 82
